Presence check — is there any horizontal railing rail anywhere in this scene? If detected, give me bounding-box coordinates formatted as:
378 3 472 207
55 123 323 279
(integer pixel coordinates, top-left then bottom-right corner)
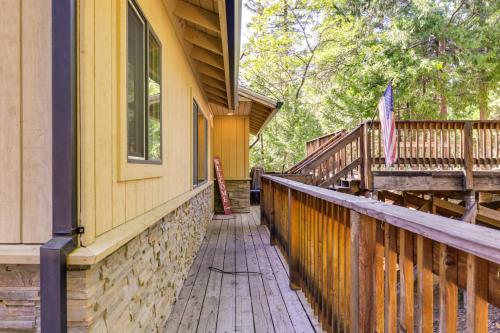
261 174 500 332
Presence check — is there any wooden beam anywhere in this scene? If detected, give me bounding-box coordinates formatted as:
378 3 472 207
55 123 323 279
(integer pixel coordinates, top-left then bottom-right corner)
477 205 500 228
191 46 224 69
174 1 220 33
196 62 225 81
162 0 211 111
184 27 222 55
217 0 233 109
201 75 226 91
204 86 227 99
252 107 270 119
250 112 267 122
209 100 229 108
207 93 228 105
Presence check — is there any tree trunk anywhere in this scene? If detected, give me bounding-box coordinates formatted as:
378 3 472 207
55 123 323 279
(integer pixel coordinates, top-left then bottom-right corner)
438 36 448 119
478 79 489 120
439 95 448 119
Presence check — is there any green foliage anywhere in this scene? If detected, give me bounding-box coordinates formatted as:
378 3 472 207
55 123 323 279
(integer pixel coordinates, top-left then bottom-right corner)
242 0 500 172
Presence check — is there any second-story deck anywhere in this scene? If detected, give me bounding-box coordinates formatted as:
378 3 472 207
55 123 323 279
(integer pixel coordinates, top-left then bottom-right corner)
289 120 500 193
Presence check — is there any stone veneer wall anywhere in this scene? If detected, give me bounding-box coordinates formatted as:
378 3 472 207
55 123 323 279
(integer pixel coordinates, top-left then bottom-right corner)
0 265 40 332
214 180 250 213
0 185 212 333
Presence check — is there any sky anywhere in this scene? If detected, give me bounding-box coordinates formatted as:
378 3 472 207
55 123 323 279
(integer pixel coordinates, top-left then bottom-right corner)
241 0 253 46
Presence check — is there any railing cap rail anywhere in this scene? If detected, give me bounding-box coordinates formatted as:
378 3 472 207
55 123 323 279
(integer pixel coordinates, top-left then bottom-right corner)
262 174 500 264
363 119 500 124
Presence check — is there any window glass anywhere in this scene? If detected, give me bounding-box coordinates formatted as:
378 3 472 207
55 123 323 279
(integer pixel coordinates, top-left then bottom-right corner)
126 1 162 163
147 33 161 161
192 101 199 186
127 4 145 159
197 112 207 183
193 100 208 186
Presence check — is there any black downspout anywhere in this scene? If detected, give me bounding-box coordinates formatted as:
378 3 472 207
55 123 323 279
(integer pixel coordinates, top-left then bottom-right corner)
40 0 78 332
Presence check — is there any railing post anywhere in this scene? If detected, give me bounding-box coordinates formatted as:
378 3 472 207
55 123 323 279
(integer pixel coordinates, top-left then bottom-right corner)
360 122 372 190
350 210 377 332
260 178 265 225
288 188 300 290
463 122 474 190
269 182 276 246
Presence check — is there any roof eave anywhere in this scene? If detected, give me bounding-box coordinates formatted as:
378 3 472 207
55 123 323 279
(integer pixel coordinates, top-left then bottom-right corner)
226 0 242 109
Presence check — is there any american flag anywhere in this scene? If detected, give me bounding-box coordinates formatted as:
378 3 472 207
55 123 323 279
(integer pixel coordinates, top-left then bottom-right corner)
378 82 397 166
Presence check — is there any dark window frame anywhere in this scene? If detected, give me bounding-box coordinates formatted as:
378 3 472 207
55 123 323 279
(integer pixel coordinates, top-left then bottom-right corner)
192 99 208 187
127 0 163 164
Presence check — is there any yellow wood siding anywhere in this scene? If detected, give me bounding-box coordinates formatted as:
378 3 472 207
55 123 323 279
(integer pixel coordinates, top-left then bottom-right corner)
79 0 213 245
0 0 52 244
212 116 249 179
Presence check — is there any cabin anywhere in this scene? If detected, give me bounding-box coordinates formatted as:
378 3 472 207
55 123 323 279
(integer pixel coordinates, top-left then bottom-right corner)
1 1 499 333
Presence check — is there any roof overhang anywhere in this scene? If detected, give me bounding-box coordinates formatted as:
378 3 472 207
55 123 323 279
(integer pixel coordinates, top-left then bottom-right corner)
210 87 282 135
163 0 241 109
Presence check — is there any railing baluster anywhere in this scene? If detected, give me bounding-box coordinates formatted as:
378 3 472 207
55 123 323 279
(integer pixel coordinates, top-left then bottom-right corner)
320 201 328 329
332 204 340 329
289 189 300 290
350 211 377 333
399 229 414 333
409 122 414 168
384 224 398 333
466 254 489 332
326 203 334 332
338 207 346 332
300 192 305 290
397 122 401 169
416 235 433 332
375 222 385 332
424 122 427 167
438 244 458 332
434 122 438 166
416 122 420 168
313 197 319 314
306 195 311 302
343 208 351 333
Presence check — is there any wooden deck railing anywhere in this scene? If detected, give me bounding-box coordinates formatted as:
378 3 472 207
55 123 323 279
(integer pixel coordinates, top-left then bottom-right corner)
261 174 500 333
292 120 500 190
370 120 500 170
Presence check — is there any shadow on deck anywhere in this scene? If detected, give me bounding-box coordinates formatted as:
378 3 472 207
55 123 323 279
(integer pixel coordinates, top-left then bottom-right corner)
164 206 323 333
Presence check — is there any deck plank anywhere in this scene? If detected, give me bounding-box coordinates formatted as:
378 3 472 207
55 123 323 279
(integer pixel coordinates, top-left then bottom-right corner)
197 219 228 333
177 220 222 333
250 213 317 332
164 208 320 333
234 214 255 333
164 224 213 332
242 212 275 333
247 214 296 332
260 210 324 333
216 217 237 332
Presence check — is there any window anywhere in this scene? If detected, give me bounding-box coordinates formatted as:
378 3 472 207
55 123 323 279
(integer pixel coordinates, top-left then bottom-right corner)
193 100 208 186
127 1 162 162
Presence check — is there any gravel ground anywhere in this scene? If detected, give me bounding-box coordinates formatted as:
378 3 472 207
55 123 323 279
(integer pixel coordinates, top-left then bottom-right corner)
430 289 500 332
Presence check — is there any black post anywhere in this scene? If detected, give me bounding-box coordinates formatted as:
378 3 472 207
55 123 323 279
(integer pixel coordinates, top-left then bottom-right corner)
40 0 78 332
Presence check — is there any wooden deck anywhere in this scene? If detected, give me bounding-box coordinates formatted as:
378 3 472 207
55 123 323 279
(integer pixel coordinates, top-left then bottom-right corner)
164 207 322 333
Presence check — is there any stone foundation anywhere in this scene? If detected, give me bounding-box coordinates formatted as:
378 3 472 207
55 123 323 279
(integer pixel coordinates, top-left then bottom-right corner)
0 265 40 332
214 179 250 213
0 185 212 332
